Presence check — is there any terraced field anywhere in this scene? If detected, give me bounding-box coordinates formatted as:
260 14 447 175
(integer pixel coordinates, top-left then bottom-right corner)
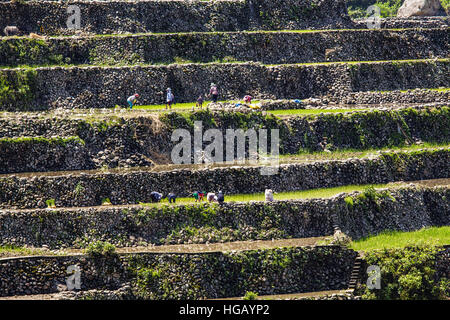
0 0 448 302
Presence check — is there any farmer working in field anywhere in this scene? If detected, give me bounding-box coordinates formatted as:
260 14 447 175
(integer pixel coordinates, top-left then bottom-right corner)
209 83 219 103
150 191 163 203
166 88 175 109
127 93 139 110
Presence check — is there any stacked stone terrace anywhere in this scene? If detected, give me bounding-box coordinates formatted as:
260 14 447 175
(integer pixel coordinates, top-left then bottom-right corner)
0 0 448 300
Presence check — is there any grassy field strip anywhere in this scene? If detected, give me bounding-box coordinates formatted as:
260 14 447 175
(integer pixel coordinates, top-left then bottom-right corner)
137 105 368 114
138 178 449 206
264 58 450 67
267 108 369 116
0 245 54 258
2 178 447 212
0 103 442 119
280 143 450 162
349 226 450 251
138 183 400 207
134 100 234 111
3 58 447 70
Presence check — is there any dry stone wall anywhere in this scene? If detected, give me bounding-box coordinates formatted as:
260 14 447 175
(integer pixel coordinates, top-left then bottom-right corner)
0 149 448 209
0 60 448 110
335 186 450 240
0 137 94 174
353 17 449 29
329 88 450 105
0 246 357 298
0 107 448 173
0 186 447 248
0 0 353 36
1 28 448 67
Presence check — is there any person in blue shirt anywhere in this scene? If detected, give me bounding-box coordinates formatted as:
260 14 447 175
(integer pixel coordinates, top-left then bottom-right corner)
168 193 177 203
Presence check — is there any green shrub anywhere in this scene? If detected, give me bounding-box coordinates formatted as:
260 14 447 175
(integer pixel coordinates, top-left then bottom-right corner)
101 197 112 205
441 0 450 10
347 5 367 19
0 69 37 110
347 0 448 18
74 182 85 198
344 196 354 209
360 245 449 300
85 241 117 258
373 1 403 17
243 291 259 300
136 267 162 293
45 199 56 208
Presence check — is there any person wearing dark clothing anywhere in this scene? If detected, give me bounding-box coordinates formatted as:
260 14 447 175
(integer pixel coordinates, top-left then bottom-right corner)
168 193 177 203
210 83 219 103
217 191 224 204
150 191 163 203
196 95 204 109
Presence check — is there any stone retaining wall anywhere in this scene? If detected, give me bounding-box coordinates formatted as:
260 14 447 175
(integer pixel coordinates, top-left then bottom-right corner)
330 89 450 105
0 186 447 248
1 59 448 110
0 107 448 173
1 28 448 67
0 0 353 36
354 17 449 29
0 137 93 174
335 186 450 240
0 246 357 298
0 149 448 209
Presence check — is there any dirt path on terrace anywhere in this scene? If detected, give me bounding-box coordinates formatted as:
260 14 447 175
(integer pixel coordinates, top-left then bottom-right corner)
0 289 352 301
214 289 352 300
0 237 329 260
0 146 448 178
65 237 329 255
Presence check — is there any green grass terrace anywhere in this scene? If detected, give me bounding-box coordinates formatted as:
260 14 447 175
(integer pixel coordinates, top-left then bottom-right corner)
349 226 450 251
137 180 449 207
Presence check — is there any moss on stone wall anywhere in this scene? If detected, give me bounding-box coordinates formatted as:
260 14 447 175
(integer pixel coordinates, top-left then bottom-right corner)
0 136 85 146
0 38 64 67
0 69 37 110
125 246 356 299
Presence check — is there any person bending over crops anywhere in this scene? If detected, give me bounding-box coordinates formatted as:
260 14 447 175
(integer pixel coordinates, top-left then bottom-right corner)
150 191 163 203
265 189 274 202
167 193 177 203
207 192 217 202
127 93 139 110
